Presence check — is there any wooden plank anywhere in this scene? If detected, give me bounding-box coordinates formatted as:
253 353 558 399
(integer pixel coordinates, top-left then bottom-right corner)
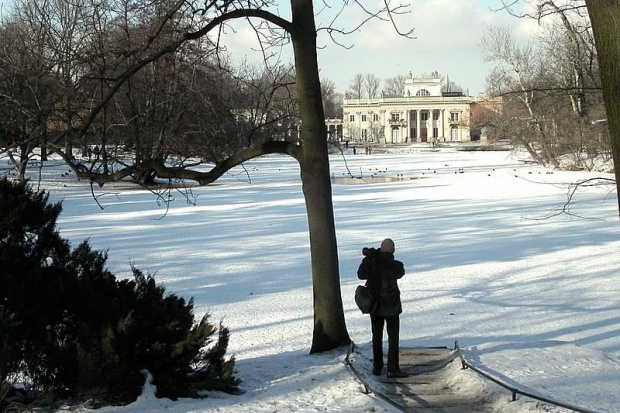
382 386 456 397
400 403 496 413
384 392 493 410
378 369 454 384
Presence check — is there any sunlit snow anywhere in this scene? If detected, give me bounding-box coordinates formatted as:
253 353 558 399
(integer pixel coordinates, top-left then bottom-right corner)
10 146 619 412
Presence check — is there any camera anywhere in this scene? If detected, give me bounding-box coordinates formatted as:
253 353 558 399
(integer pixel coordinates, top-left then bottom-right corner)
362 247 380 257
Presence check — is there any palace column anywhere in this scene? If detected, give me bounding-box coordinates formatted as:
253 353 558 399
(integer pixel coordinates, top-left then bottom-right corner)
429 109 434 139
406 110 410 143
440 109 446 141
435 109 440 141
381 110 388 143
416 109 421 142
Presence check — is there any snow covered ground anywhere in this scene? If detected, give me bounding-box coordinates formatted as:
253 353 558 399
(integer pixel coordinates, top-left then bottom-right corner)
9 146 619 412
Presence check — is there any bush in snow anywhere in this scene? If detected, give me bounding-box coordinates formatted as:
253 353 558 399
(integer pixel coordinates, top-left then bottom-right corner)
0 178 239 409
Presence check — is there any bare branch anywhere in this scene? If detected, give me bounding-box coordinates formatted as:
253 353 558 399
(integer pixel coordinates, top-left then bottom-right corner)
529 177 616 220
317 0 415 47
66 141 302 186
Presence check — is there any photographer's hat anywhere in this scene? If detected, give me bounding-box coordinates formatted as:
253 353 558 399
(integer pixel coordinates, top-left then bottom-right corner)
380 238 395 253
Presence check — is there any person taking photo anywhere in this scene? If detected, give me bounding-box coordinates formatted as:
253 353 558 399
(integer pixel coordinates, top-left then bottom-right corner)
357 238 408 378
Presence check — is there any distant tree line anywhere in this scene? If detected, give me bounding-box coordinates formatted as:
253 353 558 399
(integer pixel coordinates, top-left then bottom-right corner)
344 72 464 99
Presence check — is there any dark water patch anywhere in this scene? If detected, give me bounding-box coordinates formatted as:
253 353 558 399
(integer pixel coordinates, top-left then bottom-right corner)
331 176 422 185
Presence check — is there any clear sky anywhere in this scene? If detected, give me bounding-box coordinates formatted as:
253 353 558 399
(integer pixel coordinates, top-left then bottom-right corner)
0 0 536 96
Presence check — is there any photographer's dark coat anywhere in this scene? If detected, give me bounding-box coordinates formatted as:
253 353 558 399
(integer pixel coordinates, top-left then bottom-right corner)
357 250 405 317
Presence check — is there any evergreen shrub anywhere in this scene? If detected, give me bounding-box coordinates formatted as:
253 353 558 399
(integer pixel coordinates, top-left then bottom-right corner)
0 178 239 409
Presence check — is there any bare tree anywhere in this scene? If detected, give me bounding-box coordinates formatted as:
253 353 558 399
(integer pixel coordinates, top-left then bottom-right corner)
348 73 364 99
0 12 70 179
233 64 300 146
481 25 560 166
364 73 380 98
538 2 595 118
0 20 42 180
384 74 407 97
321 77 340 118
442 76 465 93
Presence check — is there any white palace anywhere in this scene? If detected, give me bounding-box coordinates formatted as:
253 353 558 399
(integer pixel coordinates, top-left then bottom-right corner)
329 75 486 145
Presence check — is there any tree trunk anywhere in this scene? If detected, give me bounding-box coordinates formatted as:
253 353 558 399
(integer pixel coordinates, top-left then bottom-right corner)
586 0 620 220
290 0 350 353
41 132 48 161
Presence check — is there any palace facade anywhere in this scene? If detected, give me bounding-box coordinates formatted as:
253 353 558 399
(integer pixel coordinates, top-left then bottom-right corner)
336 75 484 144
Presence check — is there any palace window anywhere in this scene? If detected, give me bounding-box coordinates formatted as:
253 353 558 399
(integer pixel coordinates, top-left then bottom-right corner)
361 129 368 140
373 114 380 122
450 112 459 122
349 114 355 122
416 89 430 96
361 114 367 122
421 112 429 121
433 111 439 120
391 113 400 121
433 127 439 138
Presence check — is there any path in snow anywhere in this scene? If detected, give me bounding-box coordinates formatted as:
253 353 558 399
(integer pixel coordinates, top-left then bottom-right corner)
349 346 579 412
351 346 496 412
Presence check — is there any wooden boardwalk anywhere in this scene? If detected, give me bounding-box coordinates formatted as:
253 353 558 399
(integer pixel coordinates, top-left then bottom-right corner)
351 346 497 412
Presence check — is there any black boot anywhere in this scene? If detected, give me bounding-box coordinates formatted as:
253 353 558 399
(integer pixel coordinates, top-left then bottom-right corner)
387 370 409 378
